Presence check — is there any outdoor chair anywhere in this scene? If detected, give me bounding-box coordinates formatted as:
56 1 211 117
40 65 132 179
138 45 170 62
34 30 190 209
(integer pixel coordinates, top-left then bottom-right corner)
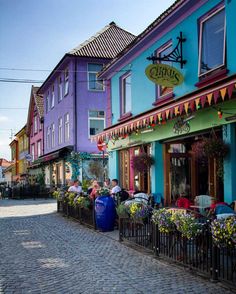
194 195 213 215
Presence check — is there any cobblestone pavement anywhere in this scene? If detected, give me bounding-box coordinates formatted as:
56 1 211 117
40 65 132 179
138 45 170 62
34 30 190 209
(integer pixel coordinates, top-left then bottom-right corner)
0 199 234 294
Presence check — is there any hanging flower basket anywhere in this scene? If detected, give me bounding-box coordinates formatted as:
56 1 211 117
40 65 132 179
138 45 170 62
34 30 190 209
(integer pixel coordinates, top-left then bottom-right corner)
132 153 155 172
203 137 229 159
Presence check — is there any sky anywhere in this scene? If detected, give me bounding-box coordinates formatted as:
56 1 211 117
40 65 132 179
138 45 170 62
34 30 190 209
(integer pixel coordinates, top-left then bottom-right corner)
0 0 175 160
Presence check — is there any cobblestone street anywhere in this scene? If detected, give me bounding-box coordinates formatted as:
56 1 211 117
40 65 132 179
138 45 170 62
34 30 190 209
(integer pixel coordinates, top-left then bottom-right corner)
0 199 234 294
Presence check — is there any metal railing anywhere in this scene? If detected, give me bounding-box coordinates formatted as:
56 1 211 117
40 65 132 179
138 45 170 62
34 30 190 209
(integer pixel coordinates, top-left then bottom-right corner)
119 217 236 288
58 200 96 229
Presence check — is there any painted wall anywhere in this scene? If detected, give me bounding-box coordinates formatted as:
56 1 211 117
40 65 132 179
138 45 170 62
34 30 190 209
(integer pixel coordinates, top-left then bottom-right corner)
76 57 109 154
42 59 75 154
29 99 43 161
223 123 236 203
109 0 236 125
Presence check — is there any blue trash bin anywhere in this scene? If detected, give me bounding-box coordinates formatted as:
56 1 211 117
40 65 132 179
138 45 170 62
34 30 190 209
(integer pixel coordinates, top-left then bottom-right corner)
95 196 116 232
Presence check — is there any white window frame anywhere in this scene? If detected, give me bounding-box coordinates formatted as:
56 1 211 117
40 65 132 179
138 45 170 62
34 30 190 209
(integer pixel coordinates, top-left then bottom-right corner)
51 85 55 108
31 144 35 161
47 126 51 149
87 63 104 91
58 117 63 145
46 92 50 113
37 140 41 157
121 72 132 115
34 115 38 134
51 123 55 148
88 110 105 139
64 113 70 142
58 76 63 102
198 6 226 77
64 68 69 96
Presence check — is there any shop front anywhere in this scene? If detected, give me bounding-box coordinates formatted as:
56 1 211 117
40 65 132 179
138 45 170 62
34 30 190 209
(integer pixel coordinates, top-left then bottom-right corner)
119 144 151 193
163 129 225 205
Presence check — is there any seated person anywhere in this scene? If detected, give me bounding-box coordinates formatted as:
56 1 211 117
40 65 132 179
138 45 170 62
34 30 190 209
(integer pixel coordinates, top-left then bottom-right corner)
68 179 82 194
104 178 111 189
110 179 121 197
89 180 100 200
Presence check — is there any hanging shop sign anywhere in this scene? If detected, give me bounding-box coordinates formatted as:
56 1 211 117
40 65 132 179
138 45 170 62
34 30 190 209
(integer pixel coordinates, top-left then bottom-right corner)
145 63 184 87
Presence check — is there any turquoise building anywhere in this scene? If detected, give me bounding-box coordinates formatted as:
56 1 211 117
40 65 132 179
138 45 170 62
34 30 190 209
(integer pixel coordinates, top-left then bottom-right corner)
94 0 236 205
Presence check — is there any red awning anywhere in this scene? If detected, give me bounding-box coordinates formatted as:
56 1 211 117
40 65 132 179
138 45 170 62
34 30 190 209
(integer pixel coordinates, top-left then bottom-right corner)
92 77 236 143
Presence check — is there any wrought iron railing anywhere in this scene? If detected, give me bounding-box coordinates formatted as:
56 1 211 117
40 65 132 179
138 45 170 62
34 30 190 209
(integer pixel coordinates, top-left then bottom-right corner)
58 200 96 229
119 217 236 288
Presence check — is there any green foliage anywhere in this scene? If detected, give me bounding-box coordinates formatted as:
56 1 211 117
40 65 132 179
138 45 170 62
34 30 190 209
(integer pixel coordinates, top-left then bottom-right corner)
76 196 91 209
88 160 104 179
174 213 203 239
52 190 60 200
152 208 175 233
116 204 129 218
97 187 110 196
82 179 91 191
66 151 91 180
211 216 236 248
65 192 77 206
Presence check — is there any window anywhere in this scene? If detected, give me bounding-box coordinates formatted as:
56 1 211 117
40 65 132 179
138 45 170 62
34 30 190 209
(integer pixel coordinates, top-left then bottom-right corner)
199 7 225 76
51 85 55 108
58 117 63 144
88 63 104 91
39 119 42 131
58 76 63 102
156 43 173 98
121 73 132 115
46 92 50 113
64 68 69 96
31 144 35 161
34 115 38 133
47 127 50 149
51 123 55 148
37 140 41 157
65 113 69 142
88 110 105 137
30 124 33 137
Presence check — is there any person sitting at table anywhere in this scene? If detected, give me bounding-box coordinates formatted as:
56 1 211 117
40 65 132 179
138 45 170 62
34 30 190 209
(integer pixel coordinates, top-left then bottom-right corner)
68 179 82 194
89 180 100 200
110 179 121 197
104 178 111 189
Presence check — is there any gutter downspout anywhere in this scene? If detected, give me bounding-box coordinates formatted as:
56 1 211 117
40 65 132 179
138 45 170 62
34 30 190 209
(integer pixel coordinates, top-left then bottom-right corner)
74 57 78 152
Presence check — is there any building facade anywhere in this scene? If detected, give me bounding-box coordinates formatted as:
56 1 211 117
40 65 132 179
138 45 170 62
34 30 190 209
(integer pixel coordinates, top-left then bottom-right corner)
26 86 44 182
94 0 236 205
15 125 29 183
9 139 19 183
0 158 12 184
38 22 135 186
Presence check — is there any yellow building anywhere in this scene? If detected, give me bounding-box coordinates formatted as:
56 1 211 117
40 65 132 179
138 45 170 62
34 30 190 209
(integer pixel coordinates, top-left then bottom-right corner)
9 139 19 182
15 125 29 180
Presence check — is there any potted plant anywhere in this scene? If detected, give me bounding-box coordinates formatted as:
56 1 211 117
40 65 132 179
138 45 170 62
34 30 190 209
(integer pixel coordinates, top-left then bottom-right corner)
211 216 236 248
76 196 91 209
116 203 130 218
132 153 155 173
173 213 203 239
97 187 110 197
152 208 175 233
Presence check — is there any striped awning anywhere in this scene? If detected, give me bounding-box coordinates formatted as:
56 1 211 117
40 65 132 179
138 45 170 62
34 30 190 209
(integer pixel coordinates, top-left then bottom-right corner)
92 77 236 143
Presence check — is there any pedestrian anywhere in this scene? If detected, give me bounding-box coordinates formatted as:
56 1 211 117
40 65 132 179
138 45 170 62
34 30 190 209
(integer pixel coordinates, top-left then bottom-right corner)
68 179 82 194
110 179 121 196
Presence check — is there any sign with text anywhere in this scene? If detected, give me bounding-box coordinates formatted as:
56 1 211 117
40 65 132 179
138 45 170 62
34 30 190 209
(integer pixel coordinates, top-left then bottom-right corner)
145 63 184 87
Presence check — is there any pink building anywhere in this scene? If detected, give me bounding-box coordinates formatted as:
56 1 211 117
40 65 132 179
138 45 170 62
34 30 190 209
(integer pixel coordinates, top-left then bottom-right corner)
26 86 44 179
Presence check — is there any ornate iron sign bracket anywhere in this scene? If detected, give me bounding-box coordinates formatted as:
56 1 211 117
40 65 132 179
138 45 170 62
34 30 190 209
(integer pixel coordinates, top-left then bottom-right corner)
147 32 187 68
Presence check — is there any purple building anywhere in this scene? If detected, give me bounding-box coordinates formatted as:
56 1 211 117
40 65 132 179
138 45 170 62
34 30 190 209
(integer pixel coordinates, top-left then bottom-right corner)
38 22 135 186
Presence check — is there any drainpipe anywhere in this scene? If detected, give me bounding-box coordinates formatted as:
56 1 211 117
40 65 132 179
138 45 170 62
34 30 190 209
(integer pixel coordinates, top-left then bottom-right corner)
74 57 77 152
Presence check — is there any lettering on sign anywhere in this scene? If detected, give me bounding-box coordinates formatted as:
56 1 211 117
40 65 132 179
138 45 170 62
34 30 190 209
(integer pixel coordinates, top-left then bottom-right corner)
145 63 184 87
